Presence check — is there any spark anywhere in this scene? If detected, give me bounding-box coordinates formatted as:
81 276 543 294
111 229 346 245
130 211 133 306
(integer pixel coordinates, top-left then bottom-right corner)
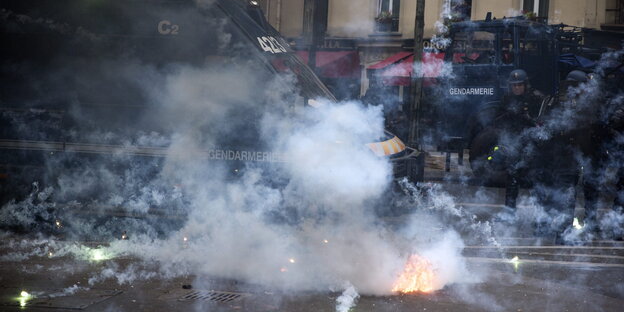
183 237 188 242
509 256 520 272
323 239 329 244
92 249 105 261
55 220 62 228
289 258 296 264
573 218 584 230
48 252 53 257
89 248 111 261
121 231 128 240
19 291 32 307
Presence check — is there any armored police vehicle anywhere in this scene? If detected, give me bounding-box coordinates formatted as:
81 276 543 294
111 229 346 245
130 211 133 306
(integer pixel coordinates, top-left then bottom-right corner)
418 15 623 182
0 0 417 222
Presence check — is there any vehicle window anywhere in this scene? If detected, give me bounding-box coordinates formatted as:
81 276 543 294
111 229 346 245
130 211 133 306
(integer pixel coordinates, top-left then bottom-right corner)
501 30 514 64
517 26 556 93
518 28 546 56
451 30 496 64
270 53 334 103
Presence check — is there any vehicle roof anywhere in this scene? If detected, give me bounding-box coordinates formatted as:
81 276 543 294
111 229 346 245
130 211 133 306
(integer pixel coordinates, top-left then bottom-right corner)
451 17 554 34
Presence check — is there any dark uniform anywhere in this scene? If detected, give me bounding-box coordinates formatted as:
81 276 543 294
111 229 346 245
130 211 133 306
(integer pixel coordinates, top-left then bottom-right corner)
490 69 546 209
572 70 624 238
529 71 592 237
606 99 624 212
576 72 609 231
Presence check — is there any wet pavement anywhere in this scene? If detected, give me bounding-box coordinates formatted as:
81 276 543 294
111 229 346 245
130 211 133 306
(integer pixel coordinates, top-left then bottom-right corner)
0 152 622 311
1 232 622 311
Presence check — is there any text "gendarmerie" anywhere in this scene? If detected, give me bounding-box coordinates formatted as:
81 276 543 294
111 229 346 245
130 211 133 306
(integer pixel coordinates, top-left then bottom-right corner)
449 87 495 95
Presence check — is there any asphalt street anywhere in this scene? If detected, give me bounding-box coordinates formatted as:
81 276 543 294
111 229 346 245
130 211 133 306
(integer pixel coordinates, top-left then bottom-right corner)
0 234 622 311
0 152 622 311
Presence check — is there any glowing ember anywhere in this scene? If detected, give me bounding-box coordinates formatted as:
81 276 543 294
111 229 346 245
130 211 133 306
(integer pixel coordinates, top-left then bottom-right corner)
289 258 296 264
92 249 105 261
19 291 32 307
509 256 520 271
573 218 584 230
392 254 435 293
55 220 62 228
88 248 112 261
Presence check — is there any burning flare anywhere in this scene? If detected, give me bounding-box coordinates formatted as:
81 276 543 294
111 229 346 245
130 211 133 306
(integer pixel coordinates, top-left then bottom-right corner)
392 254 435 293
19 291 32 307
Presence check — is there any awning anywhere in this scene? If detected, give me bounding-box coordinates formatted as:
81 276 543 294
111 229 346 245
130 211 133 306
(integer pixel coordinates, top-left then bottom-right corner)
295 50 361 79
368 52 445 86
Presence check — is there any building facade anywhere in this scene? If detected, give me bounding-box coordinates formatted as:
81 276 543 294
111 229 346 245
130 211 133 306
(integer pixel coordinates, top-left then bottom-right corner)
256 0 623 97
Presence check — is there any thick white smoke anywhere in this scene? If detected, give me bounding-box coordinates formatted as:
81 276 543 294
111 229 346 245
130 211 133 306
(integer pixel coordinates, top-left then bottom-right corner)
0 0 484 300
335 283 359 312
96 68 470 293
1 59 475 296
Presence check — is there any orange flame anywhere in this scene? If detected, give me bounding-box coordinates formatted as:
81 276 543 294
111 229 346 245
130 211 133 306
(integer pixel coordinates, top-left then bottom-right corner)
391 254 435 294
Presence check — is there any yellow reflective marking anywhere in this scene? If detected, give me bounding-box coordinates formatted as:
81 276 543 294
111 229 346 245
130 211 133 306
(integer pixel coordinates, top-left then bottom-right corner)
367 136 406 156
367 143 384 156
389 140 400 153
396 139 405 150
381 142 391 155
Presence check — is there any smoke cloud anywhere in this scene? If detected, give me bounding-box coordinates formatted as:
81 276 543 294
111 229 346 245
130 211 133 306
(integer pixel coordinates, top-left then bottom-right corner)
0 0 476 298
6 3 623 311
335 283 359 312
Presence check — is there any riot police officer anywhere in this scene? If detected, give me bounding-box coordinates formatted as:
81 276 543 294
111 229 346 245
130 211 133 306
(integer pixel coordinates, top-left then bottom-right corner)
529 70 591 239
608 104 624 208
494 69 547 209
572 70 624 240
573 71 607 233
602 85 624 239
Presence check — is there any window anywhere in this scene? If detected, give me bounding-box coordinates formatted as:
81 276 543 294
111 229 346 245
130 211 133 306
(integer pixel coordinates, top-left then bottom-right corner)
377 0 400 32
523 0 549 21
605 0 624 24
501 30 514 64
450 30 496 64
449 0 471 21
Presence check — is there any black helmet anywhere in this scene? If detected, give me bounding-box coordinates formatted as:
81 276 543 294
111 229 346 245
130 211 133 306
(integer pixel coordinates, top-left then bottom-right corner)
508 69 528 84
566 70 588 83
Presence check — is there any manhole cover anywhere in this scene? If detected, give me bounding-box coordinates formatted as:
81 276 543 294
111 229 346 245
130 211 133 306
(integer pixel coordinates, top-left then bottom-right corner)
178 290 245 303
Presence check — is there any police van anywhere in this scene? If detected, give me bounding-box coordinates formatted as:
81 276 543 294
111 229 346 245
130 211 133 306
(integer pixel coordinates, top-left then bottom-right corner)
0 0 417 210
419 15 622 183
422 17 558 151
